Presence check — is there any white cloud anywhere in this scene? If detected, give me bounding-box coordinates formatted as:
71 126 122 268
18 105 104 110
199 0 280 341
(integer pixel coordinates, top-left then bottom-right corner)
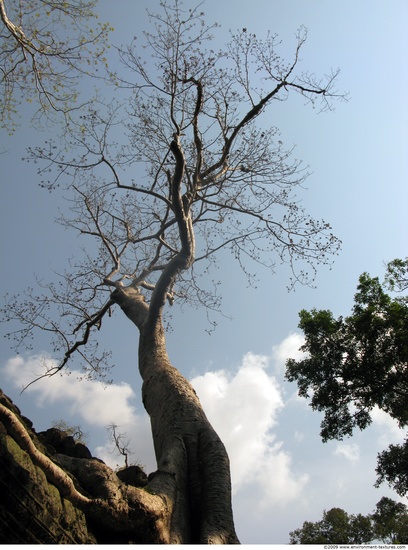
92 412 153 470
2 354 156 471
2 333 406 545
191 352 309 505
271 333 305 373
294 431 305 443
4 338 405 544
3 354 136 427
3 349 309 506
334 442 360 463
371 406 406 446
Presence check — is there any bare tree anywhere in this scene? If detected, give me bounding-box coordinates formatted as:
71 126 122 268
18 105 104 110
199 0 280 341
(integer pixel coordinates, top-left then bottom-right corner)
0 0 111 131
107 422 133 468
1 1 345 543
52 418 88 444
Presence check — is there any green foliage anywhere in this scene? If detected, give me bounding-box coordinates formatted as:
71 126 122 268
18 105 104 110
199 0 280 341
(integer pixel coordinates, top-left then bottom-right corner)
385 257 408 297
371 497 408 544
375 438 408 497
289 506 373 544
290 498 408 544
285 258 408 495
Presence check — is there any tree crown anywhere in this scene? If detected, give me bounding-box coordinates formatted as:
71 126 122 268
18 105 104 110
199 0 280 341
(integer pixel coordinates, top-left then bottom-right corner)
286 263 408 440
289 498 408 545
0 0 112 131
285 258 408 495
2 0 345 382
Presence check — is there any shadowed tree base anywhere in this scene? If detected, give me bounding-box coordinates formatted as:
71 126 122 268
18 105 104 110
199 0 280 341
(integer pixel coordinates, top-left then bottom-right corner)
0 390 239 544
111 285 240 543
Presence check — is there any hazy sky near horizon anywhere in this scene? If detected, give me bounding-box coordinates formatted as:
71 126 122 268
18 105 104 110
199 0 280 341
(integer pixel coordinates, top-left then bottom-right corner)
1 0 407 544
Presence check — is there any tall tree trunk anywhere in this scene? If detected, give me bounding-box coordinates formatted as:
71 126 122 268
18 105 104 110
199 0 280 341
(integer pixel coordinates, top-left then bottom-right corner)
112 285 239 544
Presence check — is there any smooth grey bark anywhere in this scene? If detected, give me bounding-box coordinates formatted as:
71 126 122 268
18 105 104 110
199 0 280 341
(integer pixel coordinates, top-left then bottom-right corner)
111 284 239 543
107 135 239 543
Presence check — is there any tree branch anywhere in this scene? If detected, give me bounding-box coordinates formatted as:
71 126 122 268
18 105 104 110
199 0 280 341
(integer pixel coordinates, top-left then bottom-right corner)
148 136 195 328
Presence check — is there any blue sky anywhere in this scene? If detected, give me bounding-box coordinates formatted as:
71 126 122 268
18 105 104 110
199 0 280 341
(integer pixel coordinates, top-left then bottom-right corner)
0 0 407 544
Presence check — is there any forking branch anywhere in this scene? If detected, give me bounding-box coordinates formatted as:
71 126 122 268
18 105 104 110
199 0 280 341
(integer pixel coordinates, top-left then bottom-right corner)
0 0 112 130
2 3 346 382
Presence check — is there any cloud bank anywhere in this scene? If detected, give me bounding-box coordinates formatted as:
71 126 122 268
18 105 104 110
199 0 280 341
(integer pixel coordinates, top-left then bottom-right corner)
191 350 309 503
2 333 405 543
2 334 308 504
2 354 155 469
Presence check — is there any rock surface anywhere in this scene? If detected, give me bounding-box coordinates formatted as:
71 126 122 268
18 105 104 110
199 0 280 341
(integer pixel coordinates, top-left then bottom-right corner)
0 389 149 544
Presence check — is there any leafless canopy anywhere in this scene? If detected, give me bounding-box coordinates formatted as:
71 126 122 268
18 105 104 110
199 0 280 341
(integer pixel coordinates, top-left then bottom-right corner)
2 1 345 382
0 0 111 130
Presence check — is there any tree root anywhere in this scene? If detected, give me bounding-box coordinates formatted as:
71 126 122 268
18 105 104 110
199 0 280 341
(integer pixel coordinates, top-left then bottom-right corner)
0 402 91 507
0 401 174 543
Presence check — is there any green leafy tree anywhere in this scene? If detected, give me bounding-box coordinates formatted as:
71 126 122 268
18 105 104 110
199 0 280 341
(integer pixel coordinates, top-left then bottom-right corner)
290 498 408 545
290 520 328 544
371 497 408 544
0 0 112 131
375 437 408 497
289 507 373 544
1 0 345 543
286 259 408 494
385 258 408 298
